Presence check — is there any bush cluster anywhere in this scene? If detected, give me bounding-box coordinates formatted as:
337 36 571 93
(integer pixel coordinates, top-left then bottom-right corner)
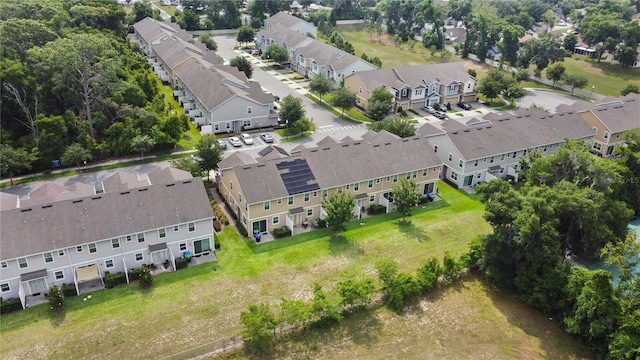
210 200 229 225
104 272 127 289
61 283 77 297
175 257 189 270
273 227 292 238
0 298 22 314
368 204 386 215
138 264 153 288
48 285 64 314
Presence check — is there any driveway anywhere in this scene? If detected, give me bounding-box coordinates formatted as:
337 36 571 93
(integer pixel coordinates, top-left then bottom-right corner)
514 88 578 113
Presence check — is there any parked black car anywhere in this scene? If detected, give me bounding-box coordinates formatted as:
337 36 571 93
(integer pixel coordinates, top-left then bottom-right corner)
457 102 472 110
434 103 448 112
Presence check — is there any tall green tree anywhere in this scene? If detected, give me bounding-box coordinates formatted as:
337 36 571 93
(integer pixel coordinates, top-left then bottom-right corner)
0 144 33 186
392 179 421 222
170 156 202 177
39 33 120 138
263 43 289 65
517 32 566 71
366 87 394 121
321 191 356 235
309 74 333 103
330 87 356 118
278 95 305 127
310 282 341 325
229 56 253 78
562 73 589 95
61 143 92 167
336 276 377 309
545 62 566 87
277 298 313 331
195 134 224 181
236 25 256 45
198 34 217 51
130 135 155 159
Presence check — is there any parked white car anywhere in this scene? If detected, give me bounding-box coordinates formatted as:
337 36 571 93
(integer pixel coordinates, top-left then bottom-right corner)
228 137 242 147
241 133 254 145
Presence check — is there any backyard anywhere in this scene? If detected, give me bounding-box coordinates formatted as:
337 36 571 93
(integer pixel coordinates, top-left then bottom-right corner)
0 184 591 359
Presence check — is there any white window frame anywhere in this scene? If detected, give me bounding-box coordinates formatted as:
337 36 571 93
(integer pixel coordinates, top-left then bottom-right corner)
368 180 373 188
44 252 54 263
264 201 271 211
112 238 120 249
77 245 83 253
1 261 7 269
105 259 114 269
58 250 64 256
448 153 452 161
273 215 279 225
137 233 145 243
277 198 283 205
188 222 196 232
247 107 252 114
18 258 28 269
354 183 360 191
54 270 64 280
174 225 180 232
135 252 144 262
288 196 294 205
1 283 10 293
306 208 313 217
369 194 375 202
159 228 166 238
88 243 97 253
304 193 310 202
179 243 187 251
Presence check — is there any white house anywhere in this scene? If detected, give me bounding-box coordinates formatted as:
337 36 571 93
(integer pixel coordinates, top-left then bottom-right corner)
0 168 215 309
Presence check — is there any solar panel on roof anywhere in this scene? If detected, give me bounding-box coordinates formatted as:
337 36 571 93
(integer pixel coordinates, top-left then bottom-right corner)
276 158 320 195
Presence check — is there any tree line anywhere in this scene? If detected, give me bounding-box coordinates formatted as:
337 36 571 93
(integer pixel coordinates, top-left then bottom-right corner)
0 0 196 179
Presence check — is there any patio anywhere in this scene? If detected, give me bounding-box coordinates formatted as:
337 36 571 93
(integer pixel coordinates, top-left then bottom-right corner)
78 278 105 295
188 251 217 266
149 261 174 275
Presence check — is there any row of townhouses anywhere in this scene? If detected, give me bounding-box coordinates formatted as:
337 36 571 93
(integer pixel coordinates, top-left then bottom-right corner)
217 93 639 235
132 17 278 134
257 13 377 86
343 63 478 111
0 168 214 309
218 131 442 235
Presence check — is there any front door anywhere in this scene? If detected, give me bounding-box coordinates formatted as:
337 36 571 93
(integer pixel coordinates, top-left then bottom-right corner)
28 278 47 295
252 220 267 234
152 250 167 265
606 146 614 156
463 175 474 187
292 213 301 226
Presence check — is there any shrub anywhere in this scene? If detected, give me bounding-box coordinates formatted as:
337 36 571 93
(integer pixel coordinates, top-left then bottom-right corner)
0 298 22 314
138 264 153 288
128 267 141 281
62 283 77 297
48 285 64 314
104 272 127 289
273 227 292 238
213 219 222 232
175 257 189 270
316 219 327 228
368 204 386 215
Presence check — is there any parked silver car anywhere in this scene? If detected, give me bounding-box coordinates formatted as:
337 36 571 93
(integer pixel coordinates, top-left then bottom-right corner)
217 139 227 149
228 137 242 147
260 133 274 143
240 133 254 145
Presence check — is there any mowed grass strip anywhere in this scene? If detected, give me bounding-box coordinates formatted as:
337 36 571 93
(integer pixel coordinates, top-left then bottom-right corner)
0 184 589 359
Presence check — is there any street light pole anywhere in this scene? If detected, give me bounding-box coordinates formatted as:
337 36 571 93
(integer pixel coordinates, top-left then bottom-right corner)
589 85 595 101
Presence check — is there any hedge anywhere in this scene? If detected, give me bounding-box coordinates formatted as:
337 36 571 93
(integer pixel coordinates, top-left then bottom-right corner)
368 204 387 215
274 227 292 238
0 298 22 314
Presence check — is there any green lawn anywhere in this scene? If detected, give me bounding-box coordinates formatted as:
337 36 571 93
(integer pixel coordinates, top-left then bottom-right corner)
335 25 456 68
155 4 176 17
0 184 591 359
550 57 640 97
156 80 202 150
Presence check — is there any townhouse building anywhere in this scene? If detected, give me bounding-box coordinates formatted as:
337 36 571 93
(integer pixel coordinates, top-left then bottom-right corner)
0 168 214 309
264 11 318 38
256 24 376 87
575 94 640 157
132 17 277 134
217 134 442 236
344 63 477 111
420 109 595 188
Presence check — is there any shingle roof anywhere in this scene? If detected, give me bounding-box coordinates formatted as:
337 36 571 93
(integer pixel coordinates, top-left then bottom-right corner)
21 183 96 208
258 24 312 49
416 123 445 137
447 111 594 160
266 12 306 28
175 60 273 111
0 178 213 261
580 93 640 133
316 136 339 147
218 151 256 170
233 137 442 204
0 192 19 210
133 17 188 44
349 63 473 91
148 167 193 184
360 130 400 144
295 39 375 71
102 172 150 193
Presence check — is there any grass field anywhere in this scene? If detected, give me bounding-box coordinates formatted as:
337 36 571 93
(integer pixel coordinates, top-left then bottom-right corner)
336 25 640 97
0 184 591 359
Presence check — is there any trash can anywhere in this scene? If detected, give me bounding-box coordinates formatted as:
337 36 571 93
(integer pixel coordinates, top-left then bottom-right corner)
183 251 192 262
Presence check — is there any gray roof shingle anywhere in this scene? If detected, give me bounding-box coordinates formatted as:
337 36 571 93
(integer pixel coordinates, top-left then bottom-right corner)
0 178 213 261
350 63 473 91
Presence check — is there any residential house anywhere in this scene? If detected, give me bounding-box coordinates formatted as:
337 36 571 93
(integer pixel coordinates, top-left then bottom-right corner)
256 23 313 62
132 17 277 134
344 63 477 111
174 60 277 134
576 94 640 157
0 168 215 309
264 11 317 38
420 109 595 188
217 134 442 236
